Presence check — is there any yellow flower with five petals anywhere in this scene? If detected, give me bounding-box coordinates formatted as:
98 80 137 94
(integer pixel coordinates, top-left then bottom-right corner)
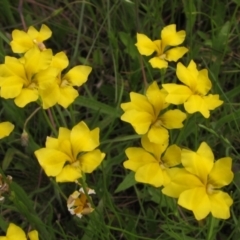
0 47 58 108
10 24 52 53
121 81 186 144
162 60 223 118
34 121 105 182
124 135 181 187
135 24 188 69
162 142 233 220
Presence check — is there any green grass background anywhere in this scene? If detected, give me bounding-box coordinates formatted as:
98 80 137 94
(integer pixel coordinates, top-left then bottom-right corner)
0 0 240 239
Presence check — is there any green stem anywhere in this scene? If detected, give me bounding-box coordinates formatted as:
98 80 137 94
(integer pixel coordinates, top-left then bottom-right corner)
42 109 58 136
206 215 217 240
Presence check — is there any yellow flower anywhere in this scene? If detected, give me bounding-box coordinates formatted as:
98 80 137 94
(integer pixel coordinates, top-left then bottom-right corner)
67 188 95 218
135 24 188 69
124 135 181 187
121 81 186 144
0 47 58 108
0 223 39 240
162 60 223 118
39 51 92 108
0 122 14 139
10 24 52 53
162 142 233 220
34 121 105 182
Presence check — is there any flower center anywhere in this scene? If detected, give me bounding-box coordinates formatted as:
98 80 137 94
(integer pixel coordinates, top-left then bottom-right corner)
61 79 70 87
206 183 214 195
33 39 46 51
153 119 163 127
159 53 166 59
27 82 38 89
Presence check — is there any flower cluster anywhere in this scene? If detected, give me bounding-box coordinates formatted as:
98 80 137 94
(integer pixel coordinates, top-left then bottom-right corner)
0 24 105 230
0 24 92 109
121 24 232 220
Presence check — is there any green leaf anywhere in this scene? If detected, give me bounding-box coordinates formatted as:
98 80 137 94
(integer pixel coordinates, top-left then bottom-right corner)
115 171 136 193
75 95 121 118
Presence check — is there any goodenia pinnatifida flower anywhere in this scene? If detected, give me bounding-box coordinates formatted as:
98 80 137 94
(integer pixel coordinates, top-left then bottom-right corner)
121 81 186 144
10 24 52 53
135 24 188 69
124 135 181 187
162 60 223 118
162 142 233 220
0 47 58 108
35 121 105 182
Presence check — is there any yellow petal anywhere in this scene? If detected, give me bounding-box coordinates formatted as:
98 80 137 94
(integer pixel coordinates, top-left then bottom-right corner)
63 66 92 86
135 163 165 187
4 56 26 78
121 92 154 114
58 127 71 141
45 136 59 149
141 134 167 160
184 95 210 118
209 191 233 219
176 61 198 89
10 30 33 53
162 144 181 167
5 223 27 240
35 67 59 89
135 33 157 56
0 122 14 139
197 142 214 161
27 26 39 40
38 24 52 41
146 81 166 116
0 76 24 99
160 109 186 129
178 187 211 220
24 48 53 76
209 157 233 188
39 83 59 109
162 84 192 104
203 94 223 110
162 168 202 198
181 143 214 184
165 47 188 61
58 86 78 108
71 121 99 157
147 125 169 145
121 110 153 134
124 147 156 171
14 88 39 107
58 139 73 160
195 69 212 95
51 51 69 70
28 230 39 240
79 149 105 173
56 164 81 182
34 148 69 176
153 40 162 55
161 24 186 49
149 57 168 69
